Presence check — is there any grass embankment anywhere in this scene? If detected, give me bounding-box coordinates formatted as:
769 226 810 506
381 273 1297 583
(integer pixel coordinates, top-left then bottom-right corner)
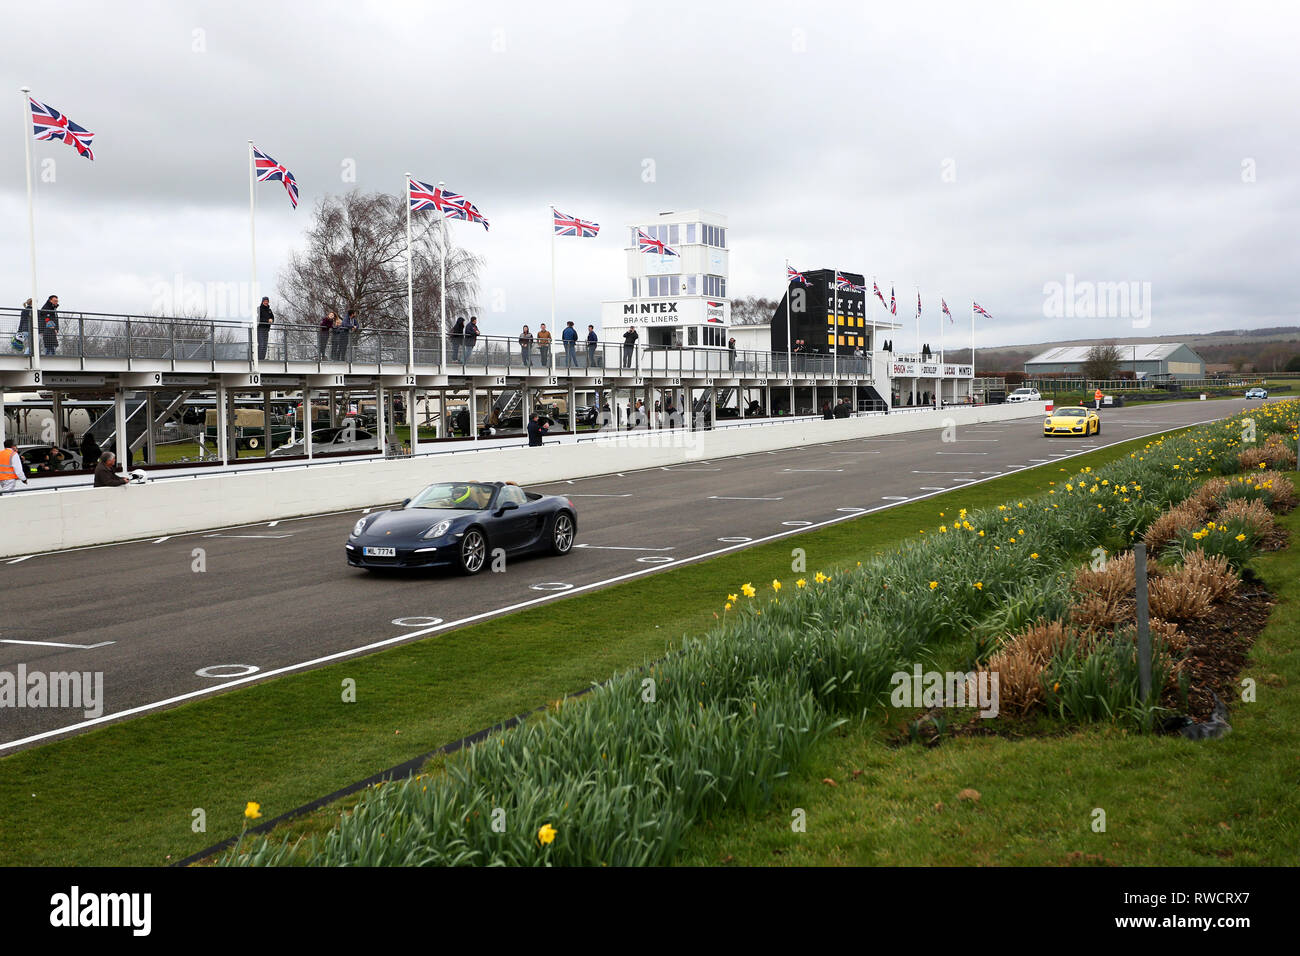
677 505 1300 866
0 432 1160 867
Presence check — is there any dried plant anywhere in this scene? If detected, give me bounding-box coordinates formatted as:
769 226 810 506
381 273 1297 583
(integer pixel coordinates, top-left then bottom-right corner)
1148 576 1214 623
1143 500 1210 552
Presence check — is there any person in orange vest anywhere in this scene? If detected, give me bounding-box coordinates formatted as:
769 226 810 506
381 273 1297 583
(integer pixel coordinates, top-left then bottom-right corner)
1 439 29 494
1094 387 1103 410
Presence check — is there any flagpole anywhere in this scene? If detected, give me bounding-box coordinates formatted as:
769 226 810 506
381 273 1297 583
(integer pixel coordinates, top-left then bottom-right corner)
438 181 447 371
248 140 258 372
971 301 976 371
550 203 557 376
785 260 793 415
832 270 839 397
20 87 39 372
405 172 414 369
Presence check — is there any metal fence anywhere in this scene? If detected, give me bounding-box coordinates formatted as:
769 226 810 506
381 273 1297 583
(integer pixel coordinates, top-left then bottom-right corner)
0 307 901 381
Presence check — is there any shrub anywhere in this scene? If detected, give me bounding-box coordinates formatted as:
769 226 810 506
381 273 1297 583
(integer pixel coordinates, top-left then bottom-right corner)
1172 549 1241 603
1147 576 1214 623
1143 500 1209 552
1042 628 1172 729
1238 434 1296 471
984 619 1077 717
1219 498 1279 548
1166 516 1260 570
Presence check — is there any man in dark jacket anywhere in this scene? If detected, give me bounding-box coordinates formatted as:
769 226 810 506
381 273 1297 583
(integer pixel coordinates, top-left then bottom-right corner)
834 398 851 418
80 431 101 470
586 325 598 367
464 316 480 363
562 321 578 368
93 451 128 487
39 295 59 356
449 316 465 362
526 412 549 447
622 327 639 368
257 297 274 360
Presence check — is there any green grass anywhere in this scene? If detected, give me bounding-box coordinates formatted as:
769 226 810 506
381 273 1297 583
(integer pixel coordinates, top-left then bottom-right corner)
675 508 1300 867
0 432 1175 867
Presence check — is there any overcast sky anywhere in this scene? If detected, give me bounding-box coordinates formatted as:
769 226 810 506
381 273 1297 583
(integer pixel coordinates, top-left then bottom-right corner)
3 0 1297 348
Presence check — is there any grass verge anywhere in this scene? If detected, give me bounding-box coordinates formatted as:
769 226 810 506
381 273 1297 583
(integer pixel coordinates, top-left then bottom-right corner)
0 430 1190 866
675 508 1300 866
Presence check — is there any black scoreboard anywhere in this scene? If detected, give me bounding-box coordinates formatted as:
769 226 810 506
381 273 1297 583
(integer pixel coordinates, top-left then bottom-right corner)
770 268 871 355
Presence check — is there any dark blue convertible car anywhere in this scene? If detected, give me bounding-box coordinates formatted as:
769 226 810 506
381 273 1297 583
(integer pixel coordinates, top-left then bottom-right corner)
345 481 577 574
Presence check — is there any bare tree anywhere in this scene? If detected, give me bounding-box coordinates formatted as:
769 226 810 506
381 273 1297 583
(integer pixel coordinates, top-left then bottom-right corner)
276 190 483 331
1081 342 1124 381
729 295 779 326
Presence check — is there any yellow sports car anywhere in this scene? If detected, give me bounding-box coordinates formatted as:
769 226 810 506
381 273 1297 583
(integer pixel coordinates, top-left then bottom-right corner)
1043 405 1100 436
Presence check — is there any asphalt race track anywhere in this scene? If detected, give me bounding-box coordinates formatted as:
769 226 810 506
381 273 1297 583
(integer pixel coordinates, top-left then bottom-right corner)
0 398 1267 750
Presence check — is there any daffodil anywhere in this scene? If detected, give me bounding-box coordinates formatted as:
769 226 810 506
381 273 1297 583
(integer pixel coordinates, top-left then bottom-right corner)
538 824 557 846
771 579 782 592
796 578 807 589
244 802 262 820
741 582 756 598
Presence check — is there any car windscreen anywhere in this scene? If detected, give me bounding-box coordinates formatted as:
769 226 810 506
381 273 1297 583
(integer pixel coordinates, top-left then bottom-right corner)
407 482 496 510
1056 409 1086 417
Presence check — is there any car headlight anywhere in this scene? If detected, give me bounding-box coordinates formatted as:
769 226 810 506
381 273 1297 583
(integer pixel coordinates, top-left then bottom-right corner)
352 517 370 537
423 519 453 539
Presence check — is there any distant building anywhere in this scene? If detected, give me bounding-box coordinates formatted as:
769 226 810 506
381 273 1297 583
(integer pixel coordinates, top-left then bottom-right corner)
1025 343 1206 381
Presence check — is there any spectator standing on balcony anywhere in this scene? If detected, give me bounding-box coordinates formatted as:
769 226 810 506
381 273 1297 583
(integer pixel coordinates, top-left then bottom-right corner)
519 325 533 366
537 324 552 366
463 316 480 364
728 336 736 371
622 326 639 368
13 299 32 354
317 312 333 359
562 321 578 368
257 297 274 361
343 309 360 360
586 325 598 367
449 316 465 362
330 313 347 361
39 295 59 356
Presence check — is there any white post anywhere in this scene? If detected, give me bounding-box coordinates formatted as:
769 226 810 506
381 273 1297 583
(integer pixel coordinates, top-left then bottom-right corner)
438 181 447 370
934 287 942 366
217 384 228 467
405 172 414 369
20 87 40 372
247 141 259 372
971 300 976 370
376 383 386 458
304 388 313 459
870 273 877 361
550 202 557 348
832 271 839 402
785 259 794 416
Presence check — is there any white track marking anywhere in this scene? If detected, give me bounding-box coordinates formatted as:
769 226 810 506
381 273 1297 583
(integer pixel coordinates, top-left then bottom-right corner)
935 452 989 456
709 495 784 501
267 521 279 527
203 534 295 539
781 468 844 473
881 495 910 501
153 537 171 544
912 470 977 475
0 639 116 649
0 409 1244 754
566 493 633 497
574 544 675 552
5 556 33 564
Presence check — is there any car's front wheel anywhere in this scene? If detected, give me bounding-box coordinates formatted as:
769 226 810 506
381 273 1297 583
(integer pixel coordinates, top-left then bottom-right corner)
458 527 488 575
1094 420 1101 436
550 512 575 555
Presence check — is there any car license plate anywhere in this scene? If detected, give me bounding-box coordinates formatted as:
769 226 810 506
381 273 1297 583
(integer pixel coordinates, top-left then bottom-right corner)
364 547 396 557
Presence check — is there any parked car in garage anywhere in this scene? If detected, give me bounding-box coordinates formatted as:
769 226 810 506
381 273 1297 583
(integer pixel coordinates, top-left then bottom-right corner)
19 444 83 473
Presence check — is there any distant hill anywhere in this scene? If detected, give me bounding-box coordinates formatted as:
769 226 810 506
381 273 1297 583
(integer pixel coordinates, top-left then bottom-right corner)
976 327 1300 375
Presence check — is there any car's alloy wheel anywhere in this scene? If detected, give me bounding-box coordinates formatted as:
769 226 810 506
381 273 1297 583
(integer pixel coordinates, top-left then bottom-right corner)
459 528 487 574
551 513 575 554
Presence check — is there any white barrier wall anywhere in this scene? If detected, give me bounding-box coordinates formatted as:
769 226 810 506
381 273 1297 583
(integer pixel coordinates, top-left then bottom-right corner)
0 403 1043 557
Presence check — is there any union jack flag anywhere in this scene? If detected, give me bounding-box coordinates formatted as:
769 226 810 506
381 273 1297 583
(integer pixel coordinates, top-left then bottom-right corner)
787 266 809 286
917 292 922 318
441 187 490 231
408 178 442 211
637 228 677 256
553 209 600 238
253 146 299 209
942 298 953 323
973 301 993 319
835 273 863 293
889 286 897 316
30 97 95 161
873 282 887 308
